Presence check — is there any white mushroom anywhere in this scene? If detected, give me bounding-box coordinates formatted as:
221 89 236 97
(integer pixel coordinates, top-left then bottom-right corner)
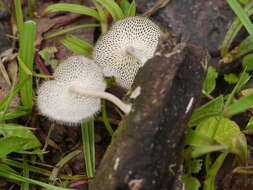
93 16 161 89
37 56 131 125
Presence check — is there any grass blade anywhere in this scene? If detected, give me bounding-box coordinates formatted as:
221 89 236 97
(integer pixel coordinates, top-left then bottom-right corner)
102 100 114 135
227 0 253 35
0 169 73 190
224 93 253 116
18 21 36 109
92 0 108 35
221 2 253 56
61 35 93 57
20 156 29 190
44 23 100 40
127 0 136 16
14 0 24 33
42 3 100 20
96 0 125 21
81 120 95 178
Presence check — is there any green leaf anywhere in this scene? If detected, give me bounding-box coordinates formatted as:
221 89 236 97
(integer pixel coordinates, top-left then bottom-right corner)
127 0 137 16
187 159 203 174
221 2 253 56
96 0 125 21
240 0 249 4
43 24 100 40
191 144 227 158
235 35 253 59
188 96 224 127
227 0 253 35
202 66 218 96
224 93 253 116
242 53 253 71
204 152 228 190
0 137 27 158
81 120 95 178
61 35 93 57
0 164 17 174
245 117 253 130
120 0 131 15
225 68 250 106
0 109 31 121
92 0 108 35
0 123 41 150
42 3 100 20
18 21 36 109
14 0 24 33
0 78 29 111
193 117 247 160
224 73 239 84
181 174 201 190
0 169 74 190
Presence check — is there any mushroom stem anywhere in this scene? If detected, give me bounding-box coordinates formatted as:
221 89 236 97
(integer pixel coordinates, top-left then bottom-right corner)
69 87 132 114
126 46 148 66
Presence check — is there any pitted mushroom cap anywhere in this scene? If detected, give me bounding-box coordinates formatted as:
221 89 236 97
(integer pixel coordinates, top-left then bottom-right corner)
37 56 106 124
93 16 161 89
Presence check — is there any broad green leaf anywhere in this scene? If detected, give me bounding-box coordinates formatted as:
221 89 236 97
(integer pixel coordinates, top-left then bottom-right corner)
224 93 253 116
224 73 239 84
0 124 41 150
0 137 27 157
202 66 218 96
204 152 228 190
61 35 93 57
242 53 253 71
188 96 224 127
43 3 100 20
194 117 247 159
181 174 201 190
18 21 36 109
127 1 137 17
185 128 214 146
96 0 125 21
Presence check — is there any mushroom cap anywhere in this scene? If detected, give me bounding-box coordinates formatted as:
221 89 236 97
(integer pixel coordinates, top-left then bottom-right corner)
93 16 161 89
37 56 106 124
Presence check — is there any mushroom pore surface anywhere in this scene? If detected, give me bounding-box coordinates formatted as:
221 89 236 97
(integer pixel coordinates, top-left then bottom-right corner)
93 16 161 89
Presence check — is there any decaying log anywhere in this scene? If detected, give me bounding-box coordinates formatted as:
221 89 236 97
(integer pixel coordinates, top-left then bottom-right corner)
90 37 209 190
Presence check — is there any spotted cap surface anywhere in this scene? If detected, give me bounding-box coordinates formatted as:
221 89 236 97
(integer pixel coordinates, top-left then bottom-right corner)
94 16 161 89
37 56 106 124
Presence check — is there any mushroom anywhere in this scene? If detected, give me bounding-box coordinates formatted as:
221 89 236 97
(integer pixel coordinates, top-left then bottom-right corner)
93 16 161 89
37 56 131 124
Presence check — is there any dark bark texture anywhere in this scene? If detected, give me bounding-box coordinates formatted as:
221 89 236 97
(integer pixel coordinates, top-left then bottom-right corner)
90 37 209 190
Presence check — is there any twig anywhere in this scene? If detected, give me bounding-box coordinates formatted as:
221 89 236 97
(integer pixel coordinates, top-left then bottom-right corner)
143 0 171 17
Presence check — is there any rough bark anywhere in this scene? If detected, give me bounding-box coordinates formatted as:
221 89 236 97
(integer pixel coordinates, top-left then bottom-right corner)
90 37 209 190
